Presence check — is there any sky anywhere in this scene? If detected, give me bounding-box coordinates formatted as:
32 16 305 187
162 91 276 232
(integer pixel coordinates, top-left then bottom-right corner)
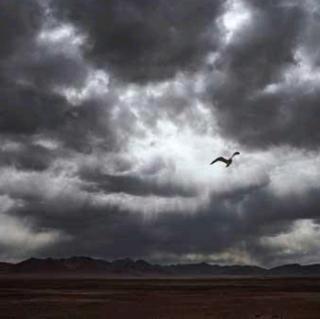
0 0 320 267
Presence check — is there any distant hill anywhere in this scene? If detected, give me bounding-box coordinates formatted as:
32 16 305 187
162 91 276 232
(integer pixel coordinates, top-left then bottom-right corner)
0 262 12 273
269 263 320 276
1 257 320 277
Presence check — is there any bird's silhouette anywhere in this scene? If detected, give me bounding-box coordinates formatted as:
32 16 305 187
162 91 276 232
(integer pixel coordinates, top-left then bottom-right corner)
210 152 240 167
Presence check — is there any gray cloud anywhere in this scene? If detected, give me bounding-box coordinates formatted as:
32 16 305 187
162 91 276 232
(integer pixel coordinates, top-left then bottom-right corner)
0 141 55 172
0 1 43 60
0 86 69 135
6 172 320 267
0 0 320 267
52 0 224 82
80 170 197 198
208 0 320 149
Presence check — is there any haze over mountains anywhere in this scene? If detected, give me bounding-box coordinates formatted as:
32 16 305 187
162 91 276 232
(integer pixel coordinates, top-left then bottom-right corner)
1 257 320 277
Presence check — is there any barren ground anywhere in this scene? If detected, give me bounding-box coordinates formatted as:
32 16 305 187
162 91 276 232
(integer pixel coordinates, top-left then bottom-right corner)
0 277 320 318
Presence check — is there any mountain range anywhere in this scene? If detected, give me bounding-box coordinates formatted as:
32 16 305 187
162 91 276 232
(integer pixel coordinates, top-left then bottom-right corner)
1 257 320 277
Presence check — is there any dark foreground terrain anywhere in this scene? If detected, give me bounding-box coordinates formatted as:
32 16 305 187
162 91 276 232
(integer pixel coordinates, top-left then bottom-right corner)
1 277 320 318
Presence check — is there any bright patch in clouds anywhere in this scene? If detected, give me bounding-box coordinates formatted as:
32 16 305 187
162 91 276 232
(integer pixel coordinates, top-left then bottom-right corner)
221 0 251 43
38 24 85 49
261 219 320 256
0 195 66 256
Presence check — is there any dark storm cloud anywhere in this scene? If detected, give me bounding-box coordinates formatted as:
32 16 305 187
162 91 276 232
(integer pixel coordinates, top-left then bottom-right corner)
52 0 224 82
8 192 235 259
0 84 120 155
0 142 55 172
12 49 90 92
80 171 197 198
6 170 319 266
0 86 69 135
1 0 320 267
0 0 118 152
57 96 123 153
209 0 320 149
0 1 43 59
0 1 95 148
0 1 56 135
0 0 88 95
47 0 320 150
0 51 118 155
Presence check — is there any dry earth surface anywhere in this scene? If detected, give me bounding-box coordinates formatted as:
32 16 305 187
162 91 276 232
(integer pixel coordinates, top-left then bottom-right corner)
0 277 320 318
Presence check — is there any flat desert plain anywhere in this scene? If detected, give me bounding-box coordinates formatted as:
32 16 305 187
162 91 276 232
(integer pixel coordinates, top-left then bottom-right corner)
0 277 320 318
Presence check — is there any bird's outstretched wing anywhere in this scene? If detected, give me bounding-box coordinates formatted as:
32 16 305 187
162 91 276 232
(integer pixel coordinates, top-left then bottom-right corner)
210 157 228 165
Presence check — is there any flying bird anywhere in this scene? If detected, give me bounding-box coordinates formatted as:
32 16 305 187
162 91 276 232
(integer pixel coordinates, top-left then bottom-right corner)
210 152 240 167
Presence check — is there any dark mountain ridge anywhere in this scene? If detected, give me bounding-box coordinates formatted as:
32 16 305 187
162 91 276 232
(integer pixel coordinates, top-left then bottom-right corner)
1 257 320 277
